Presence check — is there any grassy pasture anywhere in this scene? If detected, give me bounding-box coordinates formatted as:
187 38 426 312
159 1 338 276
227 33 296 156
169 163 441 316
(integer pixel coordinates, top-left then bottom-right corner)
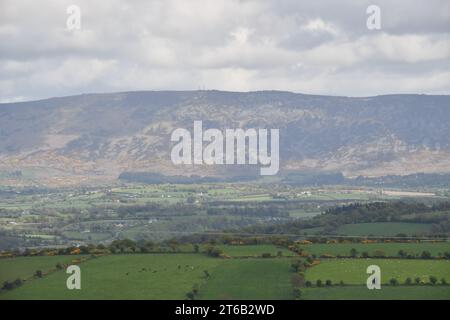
335 222 432 236
198 258 293 300
305 259 450 285
217 245 294 257
1 254 222 300
297 242 450 257
301 286 450 300
1 252 449 300
62 231 112 241
228 194 274 202
0 255 84 284
289 210 321 219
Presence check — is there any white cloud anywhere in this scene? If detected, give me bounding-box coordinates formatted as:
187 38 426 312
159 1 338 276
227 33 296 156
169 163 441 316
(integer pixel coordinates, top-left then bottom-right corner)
0 0 449 100
303 18 338 36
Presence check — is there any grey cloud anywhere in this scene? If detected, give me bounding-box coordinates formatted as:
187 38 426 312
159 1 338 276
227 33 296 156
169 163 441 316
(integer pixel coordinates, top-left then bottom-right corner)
0 0 449 102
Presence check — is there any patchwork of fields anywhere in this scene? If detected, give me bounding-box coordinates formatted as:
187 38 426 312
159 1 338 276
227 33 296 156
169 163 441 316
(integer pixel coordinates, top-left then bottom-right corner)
1 243 449 300
4 181 441 249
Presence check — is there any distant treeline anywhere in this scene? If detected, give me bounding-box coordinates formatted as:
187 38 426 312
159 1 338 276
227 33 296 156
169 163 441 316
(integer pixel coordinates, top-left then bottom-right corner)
119 171 450 188
118 172 256 184
238 201 450 236
206 205 289 217
283 172 450 188
116 203 199 217
350 173 450 188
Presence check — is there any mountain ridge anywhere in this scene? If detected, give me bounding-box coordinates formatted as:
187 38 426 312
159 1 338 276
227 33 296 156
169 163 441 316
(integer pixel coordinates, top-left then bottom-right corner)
1 90 449 186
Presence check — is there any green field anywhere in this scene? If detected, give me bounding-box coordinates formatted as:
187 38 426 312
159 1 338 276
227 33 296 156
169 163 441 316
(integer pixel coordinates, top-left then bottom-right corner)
0 255 84 284
198 258 293 299
298 242 450 257
62 231 112 241
336 222 432 236
305 259 450 284
302 286 450 300
217 245 294 257
289 210 321 219
1 254 222 300
0 254 293 300
228 194 274 202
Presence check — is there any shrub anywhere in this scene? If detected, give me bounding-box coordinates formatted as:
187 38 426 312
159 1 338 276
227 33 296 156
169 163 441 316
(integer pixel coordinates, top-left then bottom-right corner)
293 288 302 299
205 246 223 257
291 274 305 288
2 281 14 290
389 278 398 286
186 292 195 300
13 278 22 287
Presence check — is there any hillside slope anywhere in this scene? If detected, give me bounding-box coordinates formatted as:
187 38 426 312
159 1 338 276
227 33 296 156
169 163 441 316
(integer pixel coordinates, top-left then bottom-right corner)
0 90 449 185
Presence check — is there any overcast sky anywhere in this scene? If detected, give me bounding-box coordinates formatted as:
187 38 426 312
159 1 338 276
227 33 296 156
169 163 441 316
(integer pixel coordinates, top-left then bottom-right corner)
1 0 449 102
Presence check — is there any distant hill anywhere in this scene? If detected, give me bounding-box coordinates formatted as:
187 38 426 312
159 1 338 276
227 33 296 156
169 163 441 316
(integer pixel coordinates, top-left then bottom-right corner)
0 90 449 186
